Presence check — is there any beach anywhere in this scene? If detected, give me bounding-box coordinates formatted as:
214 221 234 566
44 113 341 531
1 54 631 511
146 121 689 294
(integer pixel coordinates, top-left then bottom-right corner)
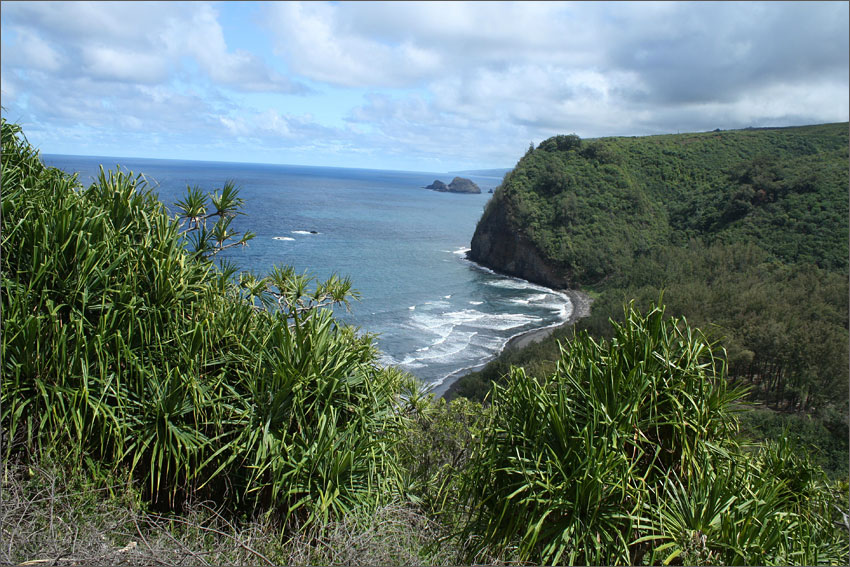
435 288 593 397
503 288 593 351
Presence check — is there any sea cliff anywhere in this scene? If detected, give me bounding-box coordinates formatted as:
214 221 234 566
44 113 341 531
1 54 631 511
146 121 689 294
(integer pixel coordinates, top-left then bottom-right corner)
468 198 571 289
457 123 849 424
467 124 849 289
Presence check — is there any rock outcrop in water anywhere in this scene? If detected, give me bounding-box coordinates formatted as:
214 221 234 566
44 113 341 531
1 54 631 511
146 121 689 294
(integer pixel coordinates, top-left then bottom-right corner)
425 177 481 194
425 180 449 192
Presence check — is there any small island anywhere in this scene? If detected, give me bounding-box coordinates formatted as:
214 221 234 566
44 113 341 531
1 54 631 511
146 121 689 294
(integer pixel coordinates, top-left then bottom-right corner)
424 176 481 194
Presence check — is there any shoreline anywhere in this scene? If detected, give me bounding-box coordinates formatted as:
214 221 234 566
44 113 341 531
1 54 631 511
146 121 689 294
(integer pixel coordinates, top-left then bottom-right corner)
503 288 593 351
433 287 593 397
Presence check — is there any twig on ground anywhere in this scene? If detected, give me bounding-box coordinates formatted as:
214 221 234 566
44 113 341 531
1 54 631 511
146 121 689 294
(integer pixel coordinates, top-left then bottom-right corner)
144 512 275 566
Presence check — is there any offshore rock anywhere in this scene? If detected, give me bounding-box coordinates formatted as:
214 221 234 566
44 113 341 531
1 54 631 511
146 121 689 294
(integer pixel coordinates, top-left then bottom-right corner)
425 180 449 191
447 177 481 193
425 177 481 194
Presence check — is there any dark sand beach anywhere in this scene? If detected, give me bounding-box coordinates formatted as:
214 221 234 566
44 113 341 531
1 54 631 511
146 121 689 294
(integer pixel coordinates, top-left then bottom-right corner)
504 289 593 351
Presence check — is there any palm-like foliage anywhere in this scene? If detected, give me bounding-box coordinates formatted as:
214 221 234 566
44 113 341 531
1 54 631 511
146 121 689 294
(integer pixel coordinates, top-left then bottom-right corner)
174 181 255 259
641 438 849 566
1 117 410 527
458 302 848 565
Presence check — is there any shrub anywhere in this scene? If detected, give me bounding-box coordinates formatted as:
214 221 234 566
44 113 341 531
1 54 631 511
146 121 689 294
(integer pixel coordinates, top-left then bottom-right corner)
1 117 411 529
457 303 848 565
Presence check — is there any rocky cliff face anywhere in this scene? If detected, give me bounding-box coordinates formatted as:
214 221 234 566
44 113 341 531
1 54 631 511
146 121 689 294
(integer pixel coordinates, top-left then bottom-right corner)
468 198 572 289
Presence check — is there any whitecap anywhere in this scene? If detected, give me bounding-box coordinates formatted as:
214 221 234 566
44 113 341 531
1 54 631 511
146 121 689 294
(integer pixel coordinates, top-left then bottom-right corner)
472 312 542 331
408 305 416 310
469 301 483 305
402 330 478 365
273 236 295 241
486 278 550 292
411 308 540 334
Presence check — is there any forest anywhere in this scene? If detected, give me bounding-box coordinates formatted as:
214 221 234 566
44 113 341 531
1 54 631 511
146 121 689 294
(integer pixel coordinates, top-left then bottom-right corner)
2 117 848 565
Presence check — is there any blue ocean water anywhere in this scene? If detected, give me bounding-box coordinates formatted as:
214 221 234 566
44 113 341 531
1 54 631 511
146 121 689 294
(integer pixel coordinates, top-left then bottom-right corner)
43 154 572 394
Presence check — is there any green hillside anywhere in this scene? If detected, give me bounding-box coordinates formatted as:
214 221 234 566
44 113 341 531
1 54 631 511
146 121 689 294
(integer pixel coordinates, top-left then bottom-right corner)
472 124 848 286
457 124 849 462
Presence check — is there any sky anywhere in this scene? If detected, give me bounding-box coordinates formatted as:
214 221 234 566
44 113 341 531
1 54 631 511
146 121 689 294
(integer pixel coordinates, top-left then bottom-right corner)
1 1 848 172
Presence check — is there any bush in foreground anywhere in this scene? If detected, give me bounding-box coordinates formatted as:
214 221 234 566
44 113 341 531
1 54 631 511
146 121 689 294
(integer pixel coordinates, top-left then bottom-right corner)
458 303 848 565
1 117 412 530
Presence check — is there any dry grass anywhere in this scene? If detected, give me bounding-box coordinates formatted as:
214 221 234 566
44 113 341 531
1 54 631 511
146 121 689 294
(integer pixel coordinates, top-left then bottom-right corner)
1 462 459 566
286 502 457 566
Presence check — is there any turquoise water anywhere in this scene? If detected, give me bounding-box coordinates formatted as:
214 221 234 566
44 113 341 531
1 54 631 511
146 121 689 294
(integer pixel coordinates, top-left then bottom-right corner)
44 155 572 394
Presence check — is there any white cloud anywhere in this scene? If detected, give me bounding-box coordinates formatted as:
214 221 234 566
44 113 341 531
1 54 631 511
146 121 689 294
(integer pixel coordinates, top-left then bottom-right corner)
1 27 63 72
1 0 847 171
161 3 305 93
218 108 337 147
81 45 168 84
1 1 304 93
658 80 850 133
263 1 443 88
263 1 598 88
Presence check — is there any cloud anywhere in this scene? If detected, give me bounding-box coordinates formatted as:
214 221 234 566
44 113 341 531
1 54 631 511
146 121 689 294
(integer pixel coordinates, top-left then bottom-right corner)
267 0 848 142
161 4 308 93
80 45 169 84
1 0 847 171
1 1 305 92
263 2 444 88
604 1 850 106
0 0 315 163
1 27 63 72
345 92 537 169
219 109 334 141
263 1 596 88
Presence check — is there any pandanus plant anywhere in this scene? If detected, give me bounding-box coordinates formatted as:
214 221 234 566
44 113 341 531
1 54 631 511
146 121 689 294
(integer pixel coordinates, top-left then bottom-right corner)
1 117 412 529
457 302 847 565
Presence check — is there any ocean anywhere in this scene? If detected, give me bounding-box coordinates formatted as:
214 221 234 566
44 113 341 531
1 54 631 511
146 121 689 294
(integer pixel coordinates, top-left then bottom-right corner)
43 154 572 395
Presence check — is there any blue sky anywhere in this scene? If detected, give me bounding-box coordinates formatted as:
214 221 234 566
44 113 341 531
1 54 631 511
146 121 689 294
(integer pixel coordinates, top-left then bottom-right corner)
1 1 848 172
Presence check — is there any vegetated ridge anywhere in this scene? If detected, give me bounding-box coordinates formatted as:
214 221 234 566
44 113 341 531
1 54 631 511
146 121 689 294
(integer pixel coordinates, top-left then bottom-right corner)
453 123 849 478
470 124 848 288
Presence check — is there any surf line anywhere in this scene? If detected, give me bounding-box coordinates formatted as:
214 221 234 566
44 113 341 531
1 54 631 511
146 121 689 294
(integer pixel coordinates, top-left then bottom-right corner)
425 254 589 396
